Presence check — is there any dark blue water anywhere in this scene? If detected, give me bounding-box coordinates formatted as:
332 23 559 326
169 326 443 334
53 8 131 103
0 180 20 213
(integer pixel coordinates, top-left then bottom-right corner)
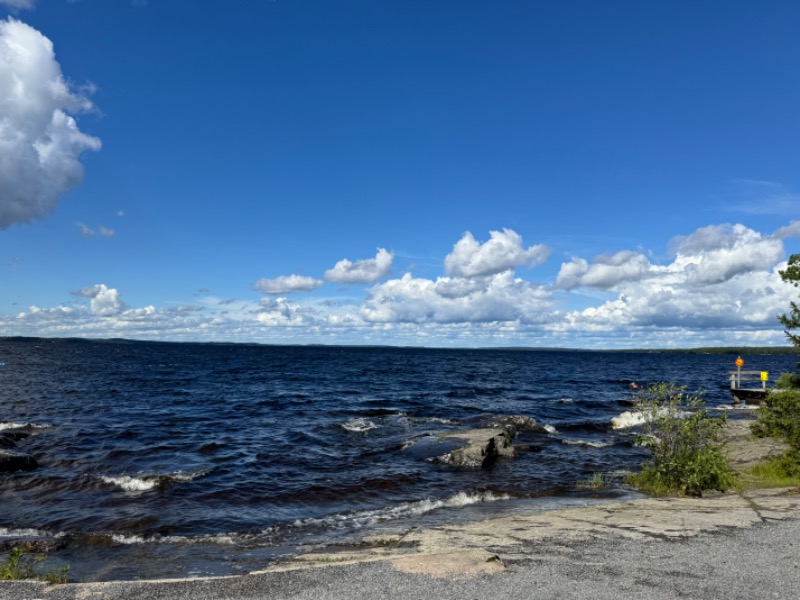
0 339 795 580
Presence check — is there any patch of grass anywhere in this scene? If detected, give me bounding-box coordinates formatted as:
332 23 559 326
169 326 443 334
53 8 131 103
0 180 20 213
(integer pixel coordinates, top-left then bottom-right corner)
626 383 736 497
738 456 800 490
577 472 607 489
0 546 69 584
752 389 800 481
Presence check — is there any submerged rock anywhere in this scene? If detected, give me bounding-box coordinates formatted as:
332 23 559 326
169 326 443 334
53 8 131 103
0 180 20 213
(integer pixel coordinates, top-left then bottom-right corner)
434 415 547 468
488 415 548 436
435 428 514 468
0 450 39 472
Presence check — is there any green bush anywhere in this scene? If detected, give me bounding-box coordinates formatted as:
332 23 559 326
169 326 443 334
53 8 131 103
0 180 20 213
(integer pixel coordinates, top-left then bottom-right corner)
627 384 735 496
775 372 800 391
752 390 800 447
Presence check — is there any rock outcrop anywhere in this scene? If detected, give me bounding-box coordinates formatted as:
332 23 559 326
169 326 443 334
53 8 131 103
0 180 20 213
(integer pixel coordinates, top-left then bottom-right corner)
433 415 546 468
0 450 39 472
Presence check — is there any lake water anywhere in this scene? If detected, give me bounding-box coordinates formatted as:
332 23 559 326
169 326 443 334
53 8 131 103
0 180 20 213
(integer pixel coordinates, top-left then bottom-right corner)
0 338 794 580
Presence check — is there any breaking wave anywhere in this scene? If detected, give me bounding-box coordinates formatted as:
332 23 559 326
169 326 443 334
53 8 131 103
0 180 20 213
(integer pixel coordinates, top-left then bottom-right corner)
340 417 380 432
561 438 614 449
100 470 211 493
610 410 647 429
0 422 50 431
289 490 511 532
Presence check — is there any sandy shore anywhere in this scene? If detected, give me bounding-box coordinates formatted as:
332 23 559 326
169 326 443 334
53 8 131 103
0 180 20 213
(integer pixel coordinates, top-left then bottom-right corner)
3 414 799 599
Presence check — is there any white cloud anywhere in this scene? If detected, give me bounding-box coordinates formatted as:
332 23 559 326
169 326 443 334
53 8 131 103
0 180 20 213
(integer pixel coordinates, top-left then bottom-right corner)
361 271 555 324
670 224 783 285
0 1 35 10
77 222 94 238
76 222 115 238
253 274 324 295
564 267 791 332
256 297 318 326
1 222 797 348
324 248 392 284
444 228 550 277
774 220 800 240
73 284 125 316
556 224 796 335
0 18 100 229
556 251 651 290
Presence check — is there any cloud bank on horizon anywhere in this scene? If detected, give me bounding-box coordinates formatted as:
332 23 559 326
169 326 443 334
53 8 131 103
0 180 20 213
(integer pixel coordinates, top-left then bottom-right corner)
1 8 799 348
6 221 799 348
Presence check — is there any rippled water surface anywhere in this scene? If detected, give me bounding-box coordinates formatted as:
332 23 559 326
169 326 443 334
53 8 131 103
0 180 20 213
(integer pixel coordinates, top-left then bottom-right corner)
0 339 794 580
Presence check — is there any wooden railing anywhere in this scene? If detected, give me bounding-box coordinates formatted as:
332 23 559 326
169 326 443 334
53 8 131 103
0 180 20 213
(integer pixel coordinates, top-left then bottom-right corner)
729 370 769 390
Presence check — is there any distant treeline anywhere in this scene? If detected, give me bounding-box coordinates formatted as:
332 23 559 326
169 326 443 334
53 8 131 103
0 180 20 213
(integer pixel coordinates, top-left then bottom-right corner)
0 336 796 355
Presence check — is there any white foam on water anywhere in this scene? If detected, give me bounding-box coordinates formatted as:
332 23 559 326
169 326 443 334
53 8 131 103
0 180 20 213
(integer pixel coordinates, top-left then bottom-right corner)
101 469 211 493
610 410 647 429
561 438 613 448
101 475 160 492
550 397 573 404
110 533 149 544
0 422 50 431
340 417 379 432
289 490 511 532
0 526 48 538
611 408 690 429
543 424 558 434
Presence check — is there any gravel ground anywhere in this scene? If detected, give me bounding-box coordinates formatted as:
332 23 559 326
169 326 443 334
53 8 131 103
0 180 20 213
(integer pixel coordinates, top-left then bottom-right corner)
4 514 799 600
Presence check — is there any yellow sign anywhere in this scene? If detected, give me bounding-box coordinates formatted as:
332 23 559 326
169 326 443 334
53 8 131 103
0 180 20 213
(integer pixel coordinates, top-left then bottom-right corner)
735 357 744 368
761 371 769 382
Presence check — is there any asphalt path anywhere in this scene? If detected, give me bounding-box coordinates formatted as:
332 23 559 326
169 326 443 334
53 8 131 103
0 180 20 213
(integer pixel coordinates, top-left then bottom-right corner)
4 515 799 600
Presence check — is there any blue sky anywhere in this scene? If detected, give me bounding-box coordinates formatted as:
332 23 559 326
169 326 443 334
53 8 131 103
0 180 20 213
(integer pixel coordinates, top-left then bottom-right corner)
1 0 799 348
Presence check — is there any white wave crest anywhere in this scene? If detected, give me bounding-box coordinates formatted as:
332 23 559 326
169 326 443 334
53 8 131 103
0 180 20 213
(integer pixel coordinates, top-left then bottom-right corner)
101 475 160 492
424 417 455 425
561 438 613 448
0 422 50 431
340 417 379 432
0 526 48 538
610 410 647 429
543 424 558 434
290 490 510 532
611 408 685 429
550 397 573 404
101 469 210 493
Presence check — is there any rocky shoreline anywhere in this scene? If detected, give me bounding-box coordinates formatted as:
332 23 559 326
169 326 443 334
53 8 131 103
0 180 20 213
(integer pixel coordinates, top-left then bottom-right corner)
3 413 800 598
258 413 797 576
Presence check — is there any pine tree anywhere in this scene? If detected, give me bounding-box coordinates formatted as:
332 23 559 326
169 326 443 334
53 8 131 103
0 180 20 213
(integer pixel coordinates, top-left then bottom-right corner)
779 254 800 356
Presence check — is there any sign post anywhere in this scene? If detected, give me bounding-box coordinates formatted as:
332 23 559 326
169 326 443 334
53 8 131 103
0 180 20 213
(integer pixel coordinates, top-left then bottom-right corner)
735 356 744 388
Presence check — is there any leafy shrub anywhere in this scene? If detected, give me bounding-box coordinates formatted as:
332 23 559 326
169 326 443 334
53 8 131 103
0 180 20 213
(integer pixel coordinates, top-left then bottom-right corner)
775 372 800 391
752 390 800 447
627 384 735 496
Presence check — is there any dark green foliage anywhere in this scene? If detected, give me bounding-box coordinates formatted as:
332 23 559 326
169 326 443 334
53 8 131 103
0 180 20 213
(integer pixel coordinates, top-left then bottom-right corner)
775 372 800 391
627 384 735 496
752 390 800 450
779 254 800 358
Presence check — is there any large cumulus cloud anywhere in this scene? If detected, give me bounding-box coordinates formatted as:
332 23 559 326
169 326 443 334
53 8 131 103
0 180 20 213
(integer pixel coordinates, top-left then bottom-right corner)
558 223 797 333
0 18 100 229
444 228 550 277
